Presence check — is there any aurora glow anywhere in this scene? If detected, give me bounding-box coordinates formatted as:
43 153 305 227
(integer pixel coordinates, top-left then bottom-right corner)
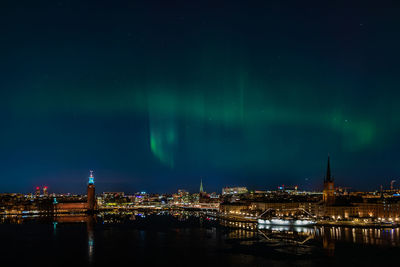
1 1 400 193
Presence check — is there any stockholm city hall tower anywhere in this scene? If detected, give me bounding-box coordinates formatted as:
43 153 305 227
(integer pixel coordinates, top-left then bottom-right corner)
323 156 335 205
87 170 96 212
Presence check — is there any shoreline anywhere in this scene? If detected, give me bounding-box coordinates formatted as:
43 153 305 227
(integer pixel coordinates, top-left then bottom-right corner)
2 210 399 229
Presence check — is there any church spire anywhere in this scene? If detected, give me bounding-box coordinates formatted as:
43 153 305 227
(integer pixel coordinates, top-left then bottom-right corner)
325 156 333 182
200 179 204 193
323 155 335 205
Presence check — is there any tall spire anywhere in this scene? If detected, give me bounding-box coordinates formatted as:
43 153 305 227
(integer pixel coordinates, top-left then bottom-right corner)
200 179 204 193
325 156 332 182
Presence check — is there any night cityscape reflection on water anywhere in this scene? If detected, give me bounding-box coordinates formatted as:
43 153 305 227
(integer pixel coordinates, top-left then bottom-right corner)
1 211 400 266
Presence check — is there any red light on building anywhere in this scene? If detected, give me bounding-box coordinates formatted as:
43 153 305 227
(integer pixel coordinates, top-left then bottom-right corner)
36 187 40 190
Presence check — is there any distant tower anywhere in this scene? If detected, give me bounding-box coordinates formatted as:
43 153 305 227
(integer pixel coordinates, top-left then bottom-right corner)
323 156 335 205
35 186 41 198
43 186 48 197
200 179 204 193
87 170 96 212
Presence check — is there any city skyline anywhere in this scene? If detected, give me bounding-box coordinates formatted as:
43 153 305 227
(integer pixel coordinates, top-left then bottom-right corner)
3 2 400 266
3 155 399 194
2 1 400 193
9 156 399 195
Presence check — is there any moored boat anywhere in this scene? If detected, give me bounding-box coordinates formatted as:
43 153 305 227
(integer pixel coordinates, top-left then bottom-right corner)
258 218 316 226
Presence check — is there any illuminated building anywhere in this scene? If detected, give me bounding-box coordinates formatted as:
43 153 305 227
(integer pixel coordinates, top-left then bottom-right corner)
323 156 335 205
103 192 124 198
220 157 400 223
53 171 97 213
87 170 96 212
222 187 248 195
43 186 48 197
35 186 40 198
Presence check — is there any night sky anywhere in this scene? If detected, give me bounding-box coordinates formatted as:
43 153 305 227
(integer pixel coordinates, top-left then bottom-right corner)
1 1 400 194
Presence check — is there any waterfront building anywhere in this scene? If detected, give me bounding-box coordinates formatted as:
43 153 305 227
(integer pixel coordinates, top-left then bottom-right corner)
219 156 400 223
357 197 400 221
54 171 97 213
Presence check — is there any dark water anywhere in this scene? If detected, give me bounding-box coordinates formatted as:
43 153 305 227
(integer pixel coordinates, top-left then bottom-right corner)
1 211 400 266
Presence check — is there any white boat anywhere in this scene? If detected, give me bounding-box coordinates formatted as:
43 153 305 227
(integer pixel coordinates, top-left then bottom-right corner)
258 218 316 226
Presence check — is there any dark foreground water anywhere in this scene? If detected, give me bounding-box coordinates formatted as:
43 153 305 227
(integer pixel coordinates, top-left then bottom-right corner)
1 211 400 266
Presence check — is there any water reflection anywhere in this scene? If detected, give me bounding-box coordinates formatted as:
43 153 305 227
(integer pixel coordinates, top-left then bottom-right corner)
316 226 400 246
323 234 335 257
219 217 400 257
52 215 95 263
87 215 95 263
255 224 400 247
2 211 400 261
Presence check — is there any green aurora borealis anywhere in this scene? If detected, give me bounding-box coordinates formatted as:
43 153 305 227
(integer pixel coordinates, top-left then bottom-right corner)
1 1 400 193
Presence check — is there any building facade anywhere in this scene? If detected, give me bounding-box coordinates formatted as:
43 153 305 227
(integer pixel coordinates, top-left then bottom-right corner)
54 171 97 213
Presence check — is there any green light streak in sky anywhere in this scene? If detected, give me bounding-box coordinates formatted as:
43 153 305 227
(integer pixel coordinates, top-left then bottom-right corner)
9 77 383 167
148 89 177 168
